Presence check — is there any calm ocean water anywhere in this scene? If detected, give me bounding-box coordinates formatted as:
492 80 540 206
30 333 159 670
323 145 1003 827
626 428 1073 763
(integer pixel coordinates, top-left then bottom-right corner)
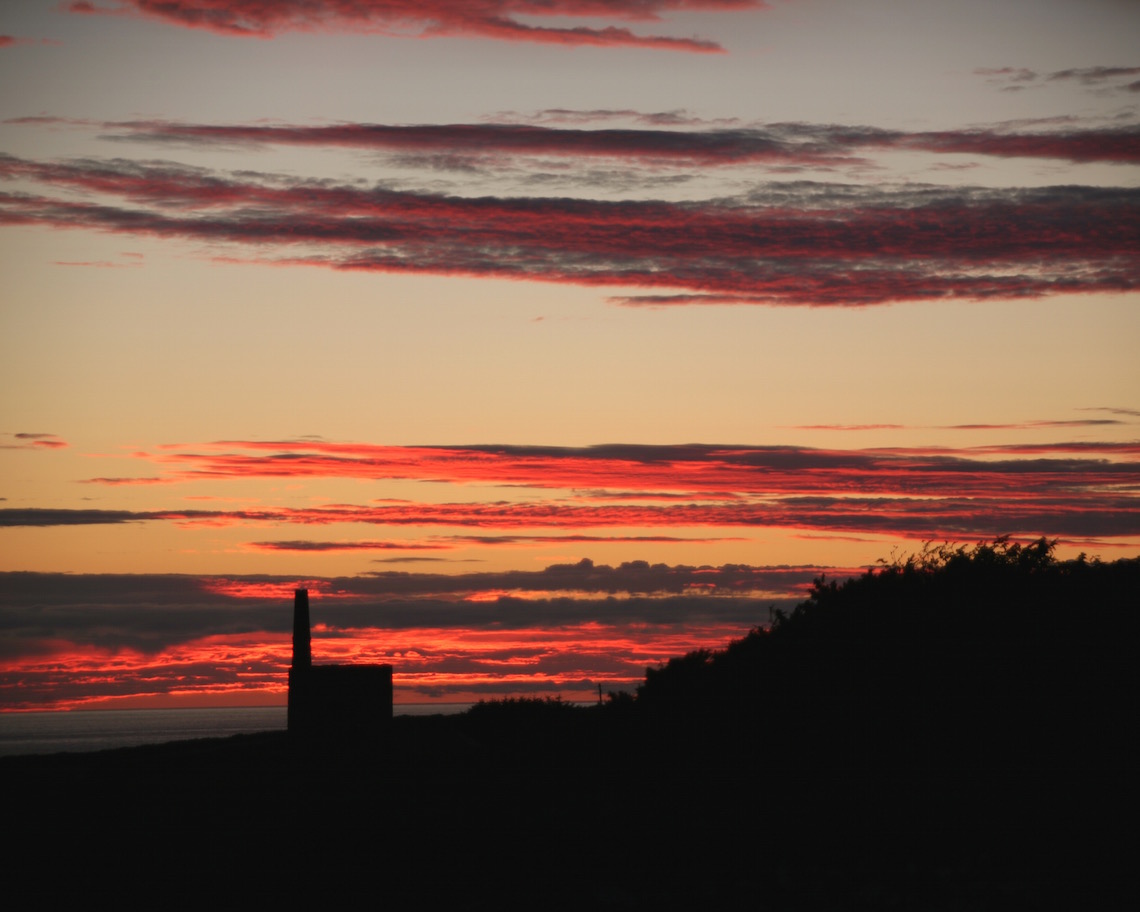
0 704 471 757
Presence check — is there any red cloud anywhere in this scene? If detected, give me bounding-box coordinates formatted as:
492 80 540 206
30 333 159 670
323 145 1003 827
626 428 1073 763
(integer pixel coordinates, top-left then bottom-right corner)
897 126 1140 164
1 438 1126 540
0 620 756 710
2 154 1137 307
2 432 68 450
124 440 1140 501
247 533 739 551
69 1 765 52
8 494 1138 540
95 118 1140 165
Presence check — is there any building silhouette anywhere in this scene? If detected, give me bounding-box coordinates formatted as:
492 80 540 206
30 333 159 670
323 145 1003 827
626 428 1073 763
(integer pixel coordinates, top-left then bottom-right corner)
287 588 393 734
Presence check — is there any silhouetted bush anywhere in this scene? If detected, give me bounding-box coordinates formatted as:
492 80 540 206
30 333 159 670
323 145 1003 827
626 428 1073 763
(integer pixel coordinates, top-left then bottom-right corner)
624 538 1137 899
633 537 1136 792
639 537 1137 719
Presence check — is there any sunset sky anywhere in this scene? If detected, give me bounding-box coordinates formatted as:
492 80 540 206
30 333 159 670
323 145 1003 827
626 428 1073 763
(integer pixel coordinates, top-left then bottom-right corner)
2 0 1138 712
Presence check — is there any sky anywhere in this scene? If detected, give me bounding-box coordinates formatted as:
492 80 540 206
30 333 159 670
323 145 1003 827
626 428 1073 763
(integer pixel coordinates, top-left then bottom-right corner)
1 0 1138 712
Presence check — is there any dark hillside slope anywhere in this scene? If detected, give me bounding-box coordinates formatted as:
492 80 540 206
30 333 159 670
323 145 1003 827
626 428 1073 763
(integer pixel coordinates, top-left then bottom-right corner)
634 539 1137 901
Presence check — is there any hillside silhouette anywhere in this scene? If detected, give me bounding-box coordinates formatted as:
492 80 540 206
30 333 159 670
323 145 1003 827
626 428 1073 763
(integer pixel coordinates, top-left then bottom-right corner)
4 539 1135 909
640 537 1136 761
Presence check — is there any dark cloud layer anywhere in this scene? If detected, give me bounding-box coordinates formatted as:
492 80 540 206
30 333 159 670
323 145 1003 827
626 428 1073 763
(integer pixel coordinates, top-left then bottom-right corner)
2 153 1137 306
0 560 814 652
977 64 1140 94
4 497 1136 539
250 533 736 551
1047 66 1140 86
89 117 1140 165
0 508 196 526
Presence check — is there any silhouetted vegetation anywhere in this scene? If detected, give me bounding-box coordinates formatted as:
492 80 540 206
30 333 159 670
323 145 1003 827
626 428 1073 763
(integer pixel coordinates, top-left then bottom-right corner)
639 538 1137 743
5 539 1134 908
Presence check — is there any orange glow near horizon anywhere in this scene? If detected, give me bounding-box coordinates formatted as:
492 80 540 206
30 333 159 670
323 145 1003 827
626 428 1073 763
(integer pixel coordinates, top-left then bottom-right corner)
197 578 354 599
0 621 758 712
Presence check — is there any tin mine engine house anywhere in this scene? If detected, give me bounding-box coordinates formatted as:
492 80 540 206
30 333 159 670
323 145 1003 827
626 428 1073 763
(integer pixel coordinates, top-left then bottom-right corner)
287 588 393 734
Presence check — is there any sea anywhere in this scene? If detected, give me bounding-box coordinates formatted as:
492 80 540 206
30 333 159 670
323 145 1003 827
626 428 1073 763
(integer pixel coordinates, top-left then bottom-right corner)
0 704 471 758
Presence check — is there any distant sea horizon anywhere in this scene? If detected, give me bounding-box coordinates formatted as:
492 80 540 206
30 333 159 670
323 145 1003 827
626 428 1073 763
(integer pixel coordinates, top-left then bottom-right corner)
0 703 473 758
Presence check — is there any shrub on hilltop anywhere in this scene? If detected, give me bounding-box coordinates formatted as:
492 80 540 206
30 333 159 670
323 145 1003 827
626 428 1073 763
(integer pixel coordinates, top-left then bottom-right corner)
635 537 1138 784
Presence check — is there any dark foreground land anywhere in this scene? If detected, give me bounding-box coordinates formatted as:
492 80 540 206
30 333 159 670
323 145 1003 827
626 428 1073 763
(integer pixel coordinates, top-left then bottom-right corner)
5 541 1136 909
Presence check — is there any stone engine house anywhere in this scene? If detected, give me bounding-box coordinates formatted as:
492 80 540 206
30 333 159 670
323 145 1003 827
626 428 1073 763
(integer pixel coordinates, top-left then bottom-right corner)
287 588 393 734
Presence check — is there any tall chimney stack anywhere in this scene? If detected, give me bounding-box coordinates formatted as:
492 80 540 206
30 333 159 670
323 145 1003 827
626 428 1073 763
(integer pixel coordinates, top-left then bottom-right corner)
292 588 311 670
288 588 311 732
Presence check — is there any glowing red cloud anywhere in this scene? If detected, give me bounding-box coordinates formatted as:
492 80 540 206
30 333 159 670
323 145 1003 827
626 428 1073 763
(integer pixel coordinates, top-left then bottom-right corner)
6 438 1138 540
130 440 1140 502
1 632 293 711
0 438 1118 540
69 1 763 51
2 621 759 711
197 578 348 599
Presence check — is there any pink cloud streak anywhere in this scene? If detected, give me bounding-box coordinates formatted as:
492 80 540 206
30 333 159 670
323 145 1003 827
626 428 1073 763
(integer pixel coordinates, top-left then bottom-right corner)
88 117 1140 165
2 154 1136 306
69 1 763 52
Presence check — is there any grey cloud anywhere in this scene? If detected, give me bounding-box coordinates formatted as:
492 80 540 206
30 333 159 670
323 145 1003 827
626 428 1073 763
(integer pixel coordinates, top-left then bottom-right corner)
0 563 827 652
